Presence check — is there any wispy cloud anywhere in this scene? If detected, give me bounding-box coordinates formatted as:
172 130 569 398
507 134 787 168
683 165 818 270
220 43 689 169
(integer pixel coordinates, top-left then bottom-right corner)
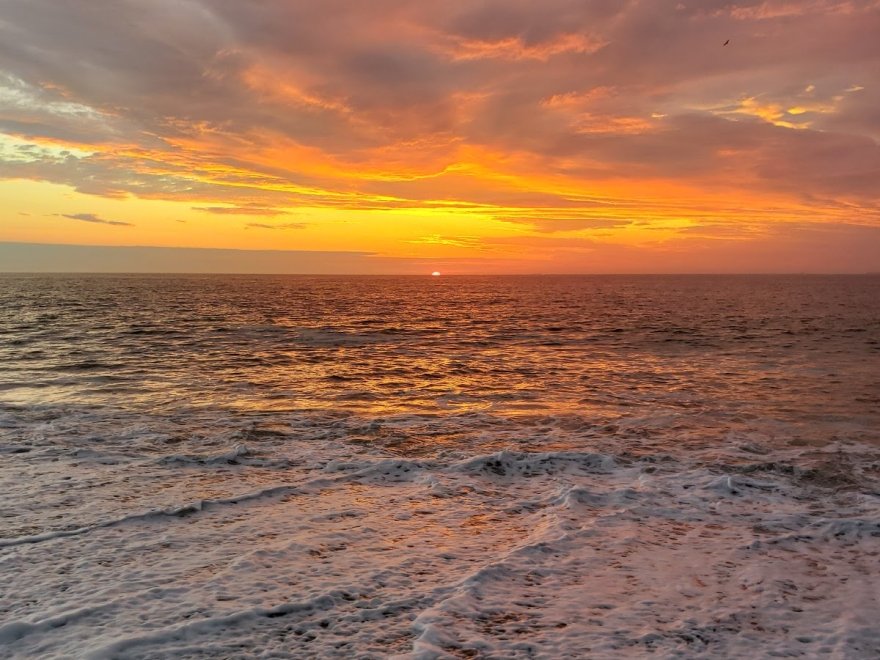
407 234 484 248
245 222 308 230
499 218 631 233
58 213 133 227
193 206 288 216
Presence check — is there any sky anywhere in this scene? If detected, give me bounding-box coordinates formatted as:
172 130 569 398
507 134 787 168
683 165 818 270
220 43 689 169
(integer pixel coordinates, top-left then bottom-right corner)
1 0 879 273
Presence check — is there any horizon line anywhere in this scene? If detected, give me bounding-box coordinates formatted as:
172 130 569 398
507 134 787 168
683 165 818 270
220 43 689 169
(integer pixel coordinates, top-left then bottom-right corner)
1 242 877 276
2 271 878 277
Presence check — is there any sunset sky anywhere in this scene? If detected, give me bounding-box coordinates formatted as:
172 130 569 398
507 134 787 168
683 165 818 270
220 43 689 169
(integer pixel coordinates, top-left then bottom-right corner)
1 0 879 273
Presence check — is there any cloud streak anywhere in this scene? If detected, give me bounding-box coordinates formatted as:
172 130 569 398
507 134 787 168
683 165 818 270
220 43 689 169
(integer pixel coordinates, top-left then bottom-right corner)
245 222 308 230
58 213 133 227
194 206 289 216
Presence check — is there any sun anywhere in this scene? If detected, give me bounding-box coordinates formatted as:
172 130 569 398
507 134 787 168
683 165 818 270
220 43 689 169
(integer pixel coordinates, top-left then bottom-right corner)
431 271 441 277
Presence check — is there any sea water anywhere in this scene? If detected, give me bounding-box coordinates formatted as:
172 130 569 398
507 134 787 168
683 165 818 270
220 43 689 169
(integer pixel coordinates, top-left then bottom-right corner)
0 275 878 658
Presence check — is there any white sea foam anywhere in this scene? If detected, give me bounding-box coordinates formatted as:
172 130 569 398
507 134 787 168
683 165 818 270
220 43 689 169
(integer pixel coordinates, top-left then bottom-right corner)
1 434 878 658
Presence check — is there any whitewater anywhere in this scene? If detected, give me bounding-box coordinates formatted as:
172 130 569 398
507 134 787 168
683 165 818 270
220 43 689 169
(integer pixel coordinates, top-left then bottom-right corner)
1 274 878 658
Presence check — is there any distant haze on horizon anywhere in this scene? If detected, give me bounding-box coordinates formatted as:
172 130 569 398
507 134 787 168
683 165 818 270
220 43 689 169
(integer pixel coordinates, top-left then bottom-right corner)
2 242 878 275
1 1 879 273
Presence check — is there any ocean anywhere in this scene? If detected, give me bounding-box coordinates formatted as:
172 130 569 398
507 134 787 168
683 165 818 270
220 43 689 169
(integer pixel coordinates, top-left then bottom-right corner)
1 274 878 658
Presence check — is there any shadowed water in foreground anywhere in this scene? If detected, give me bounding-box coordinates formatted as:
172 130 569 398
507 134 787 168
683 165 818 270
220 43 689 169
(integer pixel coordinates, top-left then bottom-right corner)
1 275 878 658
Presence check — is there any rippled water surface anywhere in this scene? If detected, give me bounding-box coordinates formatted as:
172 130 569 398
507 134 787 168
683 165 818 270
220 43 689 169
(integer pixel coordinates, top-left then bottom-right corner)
1 275 879 658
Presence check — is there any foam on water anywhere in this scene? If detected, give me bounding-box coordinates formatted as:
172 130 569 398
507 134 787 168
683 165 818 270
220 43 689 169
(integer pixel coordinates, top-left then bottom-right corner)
1 275 879 658
2 437 878 658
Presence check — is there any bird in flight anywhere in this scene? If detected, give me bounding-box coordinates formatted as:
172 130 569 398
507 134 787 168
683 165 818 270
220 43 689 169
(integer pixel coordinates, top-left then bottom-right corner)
723 39 730 46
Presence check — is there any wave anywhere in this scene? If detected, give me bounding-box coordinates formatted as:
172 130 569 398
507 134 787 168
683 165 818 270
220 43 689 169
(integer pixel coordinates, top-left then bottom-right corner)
0 450 620 549
454 450 617 477
748 517 880 549
158 444 253 466
0 484 303 549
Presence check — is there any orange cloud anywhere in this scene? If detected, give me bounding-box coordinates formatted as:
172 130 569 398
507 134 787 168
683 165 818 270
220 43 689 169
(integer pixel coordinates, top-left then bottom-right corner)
438 32 606 62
